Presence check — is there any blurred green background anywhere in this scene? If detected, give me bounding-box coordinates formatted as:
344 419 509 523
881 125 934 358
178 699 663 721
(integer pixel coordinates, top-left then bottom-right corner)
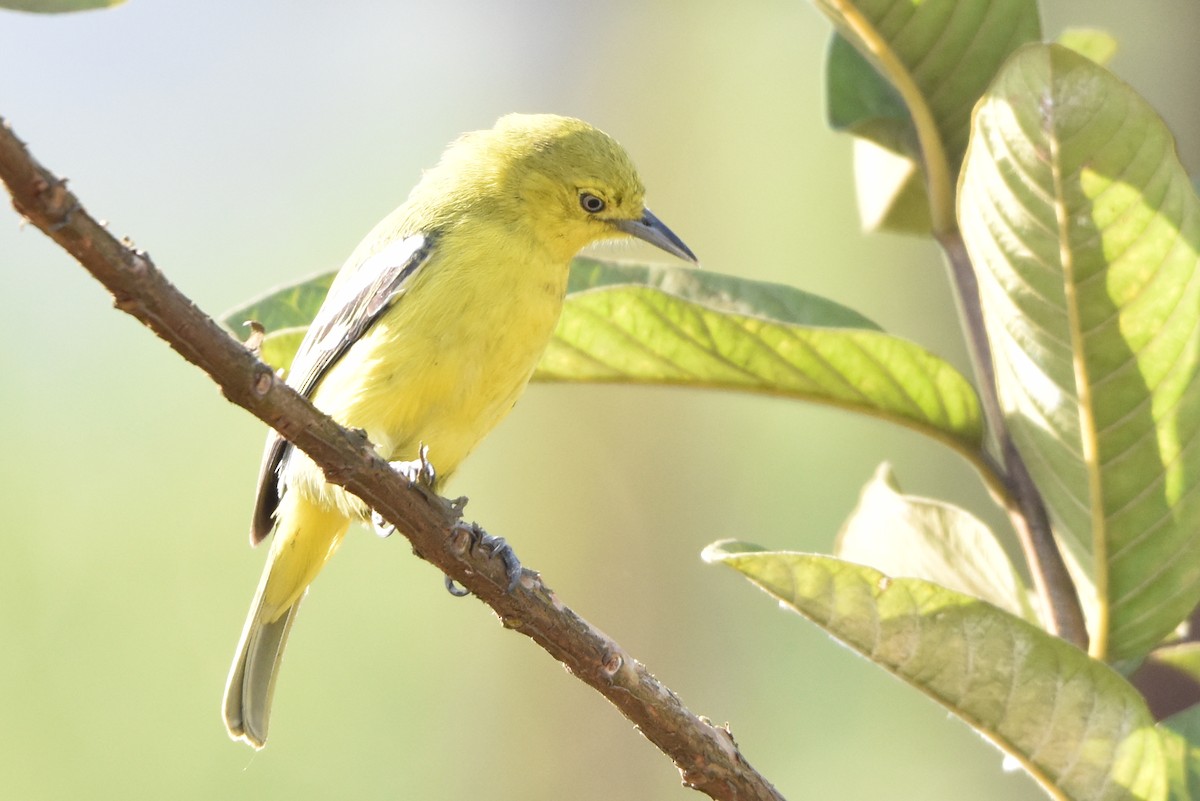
2 2 1198 799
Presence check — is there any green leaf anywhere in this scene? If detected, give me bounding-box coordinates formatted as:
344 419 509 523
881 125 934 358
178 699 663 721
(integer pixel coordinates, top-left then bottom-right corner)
564 259 881 330
220 270 336 372
538 273 984 457
817 0 1041 233
1057 28 1118 67
825 33 911 141
256 327 306 375
959 44 1200 661
818 0 1041 170
0 0 124 11
851 137 933 234
222 270 337 343
1159 707 1200 800
834 463 1037 622
703 545 1167 801
221 259 985 458
826 34 931 233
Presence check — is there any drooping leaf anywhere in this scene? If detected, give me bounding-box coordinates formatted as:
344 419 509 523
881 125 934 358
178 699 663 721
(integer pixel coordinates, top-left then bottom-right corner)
703 544 1167 801
834 463 1037 622
817 0 1041 232
221 259 985 458
538 278 983 457
959 44 1200 661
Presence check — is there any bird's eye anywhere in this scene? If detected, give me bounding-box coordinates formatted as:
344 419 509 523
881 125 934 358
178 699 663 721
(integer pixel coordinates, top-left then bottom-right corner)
579 193 606 214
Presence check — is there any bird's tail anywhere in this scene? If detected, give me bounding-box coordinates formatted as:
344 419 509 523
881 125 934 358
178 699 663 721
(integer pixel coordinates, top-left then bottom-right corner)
223 490 351 749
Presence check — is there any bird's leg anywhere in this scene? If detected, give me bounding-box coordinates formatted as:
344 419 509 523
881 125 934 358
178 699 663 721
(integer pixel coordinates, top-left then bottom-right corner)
444 521 523 597
371 445 437 539
367 445 519 595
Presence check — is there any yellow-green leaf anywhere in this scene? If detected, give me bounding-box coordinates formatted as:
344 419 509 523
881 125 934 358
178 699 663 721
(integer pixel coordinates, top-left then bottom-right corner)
539 278 983 456
818 0 1040 233
1057 28 1118 66
834 463 1037 622
959 44 1200 661
1159 706 1200 800
704 544 1167 801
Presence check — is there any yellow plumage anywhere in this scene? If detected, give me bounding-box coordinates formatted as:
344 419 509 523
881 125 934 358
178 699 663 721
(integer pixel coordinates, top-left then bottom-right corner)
223 113 695 748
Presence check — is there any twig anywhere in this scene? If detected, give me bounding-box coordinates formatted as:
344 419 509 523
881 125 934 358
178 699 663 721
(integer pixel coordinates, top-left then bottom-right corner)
0 116 786 801
937 231 1089 650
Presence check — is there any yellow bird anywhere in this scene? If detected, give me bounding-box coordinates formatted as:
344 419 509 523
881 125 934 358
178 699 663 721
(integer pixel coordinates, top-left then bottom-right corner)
223 113 697 748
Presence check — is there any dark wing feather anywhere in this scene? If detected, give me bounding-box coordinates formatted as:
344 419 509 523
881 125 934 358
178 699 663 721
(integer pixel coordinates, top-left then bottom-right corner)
249 233 435 543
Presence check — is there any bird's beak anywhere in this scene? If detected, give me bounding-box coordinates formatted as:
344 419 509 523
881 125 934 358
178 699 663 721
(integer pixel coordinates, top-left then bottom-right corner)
612 208 698 265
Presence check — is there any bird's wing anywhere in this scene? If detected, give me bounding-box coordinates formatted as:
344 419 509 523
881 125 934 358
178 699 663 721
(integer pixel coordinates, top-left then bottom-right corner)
249 233 435 544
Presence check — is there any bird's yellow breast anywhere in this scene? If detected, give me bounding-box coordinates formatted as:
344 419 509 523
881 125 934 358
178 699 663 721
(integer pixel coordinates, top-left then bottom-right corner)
283 218 571 517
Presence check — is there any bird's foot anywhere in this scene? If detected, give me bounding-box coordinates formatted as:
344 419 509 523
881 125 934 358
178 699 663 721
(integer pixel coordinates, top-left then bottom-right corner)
370 446 437 539
444 522 523 597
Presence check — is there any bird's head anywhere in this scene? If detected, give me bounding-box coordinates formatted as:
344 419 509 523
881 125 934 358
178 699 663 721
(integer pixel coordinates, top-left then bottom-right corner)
431 113 697 265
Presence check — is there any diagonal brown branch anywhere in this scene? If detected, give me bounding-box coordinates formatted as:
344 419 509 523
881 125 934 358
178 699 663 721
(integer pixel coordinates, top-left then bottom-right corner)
0 116 785 801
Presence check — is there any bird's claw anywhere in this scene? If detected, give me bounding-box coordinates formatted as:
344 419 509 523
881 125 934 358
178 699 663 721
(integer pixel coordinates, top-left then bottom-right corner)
389 444 436 489
444 574 470 597
485 535 522 593
443 522 523 597
370 510 395 539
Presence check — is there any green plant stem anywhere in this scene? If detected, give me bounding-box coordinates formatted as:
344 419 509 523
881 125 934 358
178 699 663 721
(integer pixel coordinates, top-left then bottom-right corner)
938 232 1089 651
815 0 1085 650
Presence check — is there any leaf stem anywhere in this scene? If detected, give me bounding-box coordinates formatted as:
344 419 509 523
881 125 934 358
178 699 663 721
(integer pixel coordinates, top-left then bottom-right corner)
938 232 1089 650
813 0 1088 648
